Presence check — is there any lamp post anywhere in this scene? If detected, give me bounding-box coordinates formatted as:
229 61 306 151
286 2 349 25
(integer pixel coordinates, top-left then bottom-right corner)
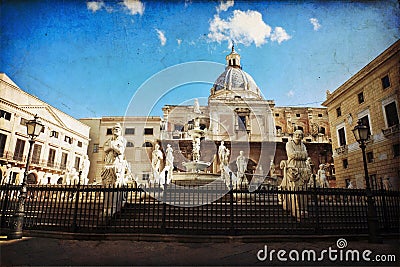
8 115 44 239
352 119 379 243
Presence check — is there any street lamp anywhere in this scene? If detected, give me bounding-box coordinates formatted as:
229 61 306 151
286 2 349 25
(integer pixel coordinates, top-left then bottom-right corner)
352 119 379 243
8 115 44 239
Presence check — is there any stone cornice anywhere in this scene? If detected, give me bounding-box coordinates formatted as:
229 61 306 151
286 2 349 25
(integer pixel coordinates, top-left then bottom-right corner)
0 78 91 131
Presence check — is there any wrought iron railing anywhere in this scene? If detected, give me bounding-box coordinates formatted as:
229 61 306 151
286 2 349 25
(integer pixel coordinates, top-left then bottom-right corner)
0 183 398 235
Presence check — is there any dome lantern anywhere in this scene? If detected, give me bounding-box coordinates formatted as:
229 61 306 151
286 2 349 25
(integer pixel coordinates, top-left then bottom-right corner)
225 44 241 68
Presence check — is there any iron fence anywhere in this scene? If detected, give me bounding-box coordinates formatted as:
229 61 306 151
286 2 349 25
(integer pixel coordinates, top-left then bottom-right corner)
0 182 399 235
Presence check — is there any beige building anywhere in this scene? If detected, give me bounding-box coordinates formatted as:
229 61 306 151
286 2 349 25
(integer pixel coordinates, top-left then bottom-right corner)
0 73 90 185
322 40 399 189
80 116 161 183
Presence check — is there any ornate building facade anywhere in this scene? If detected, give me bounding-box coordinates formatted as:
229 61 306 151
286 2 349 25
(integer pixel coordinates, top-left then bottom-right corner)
0 73 90 185
160 47 333 184
322 40 399 189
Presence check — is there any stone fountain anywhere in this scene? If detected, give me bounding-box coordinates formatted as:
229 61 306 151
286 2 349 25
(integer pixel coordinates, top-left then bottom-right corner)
182 117 211 172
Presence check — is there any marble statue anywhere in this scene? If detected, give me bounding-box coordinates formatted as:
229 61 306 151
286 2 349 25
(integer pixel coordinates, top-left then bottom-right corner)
269 160 276 177
193 98 201 114
151 143 163 175
236 151 247 183
165 144 174 180
166 144 174 167
218 141 228 165
382 177 392 190
317 164 329 188
347 181 354 189
81 155 90 185
101 123 127 186
279 130 311 219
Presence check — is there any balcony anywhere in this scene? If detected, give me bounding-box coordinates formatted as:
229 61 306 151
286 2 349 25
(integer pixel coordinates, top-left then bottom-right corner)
335 145 348 155
382 124 400 137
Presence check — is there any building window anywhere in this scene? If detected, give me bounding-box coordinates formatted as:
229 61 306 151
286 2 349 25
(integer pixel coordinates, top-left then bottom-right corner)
275 113 280 117
318 113 323 118
13 139 25 161
60 152 68 170
50 130 59 138
20 118 28 126
359 115 372 137
77 141 82 147
296 126 304 132
319 127 326 135
357 92 364 104
0 133 6 157
93 144 99 153
342 159 348 169
47 148 56 167
74 156 81 170
337 127 346 147
393 144 400 158
106 128 113 135
144 128 153 135
366 151 374 163
237 115 247 131
275 126 282 135
125 128 135 135
126 141 134 147
336 107 342 117
64 136 73 144
381 75 390 89
282 138 288 143
384 101 399 127
142 173 150 180
296 114 300 118
143 142 153 147
31 144 42 164
0 110 11 120
174 124 184 131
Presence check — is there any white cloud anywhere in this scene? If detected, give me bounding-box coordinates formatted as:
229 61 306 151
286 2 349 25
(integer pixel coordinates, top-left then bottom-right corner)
270 27 291 44
286 90 295 97
122 0 145 16
208 10 290 47
87 1 104 12
310 18 321 31
177 39 182 45
156 29 167 46
216 0 234 13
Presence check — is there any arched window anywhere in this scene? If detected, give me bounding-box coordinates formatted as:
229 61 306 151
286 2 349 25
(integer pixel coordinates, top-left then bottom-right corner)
26 173 37 184
142 142 153 148
319 127 326 135
126 141 134 147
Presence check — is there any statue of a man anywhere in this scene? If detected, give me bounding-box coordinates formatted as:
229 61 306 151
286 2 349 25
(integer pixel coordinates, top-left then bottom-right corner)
281 130 311 218
151 143 163 175
236 151 247 182
286 130 311 185
101 123 127 186
218 141 227 166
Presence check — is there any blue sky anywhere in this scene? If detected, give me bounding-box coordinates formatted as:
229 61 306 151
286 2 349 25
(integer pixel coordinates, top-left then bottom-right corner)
1 0 399 118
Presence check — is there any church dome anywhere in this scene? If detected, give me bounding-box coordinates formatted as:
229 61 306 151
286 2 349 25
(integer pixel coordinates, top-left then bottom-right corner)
210 46 262 100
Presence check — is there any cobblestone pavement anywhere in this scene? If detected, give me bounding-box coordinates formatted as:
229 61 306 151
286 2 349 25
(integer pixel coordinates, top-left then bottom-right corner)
1 236 399 266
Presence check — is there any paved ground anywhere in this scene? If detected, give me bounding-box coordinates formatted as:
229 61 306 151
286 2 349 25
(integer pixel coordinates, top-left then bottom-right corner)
1 236 399 266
